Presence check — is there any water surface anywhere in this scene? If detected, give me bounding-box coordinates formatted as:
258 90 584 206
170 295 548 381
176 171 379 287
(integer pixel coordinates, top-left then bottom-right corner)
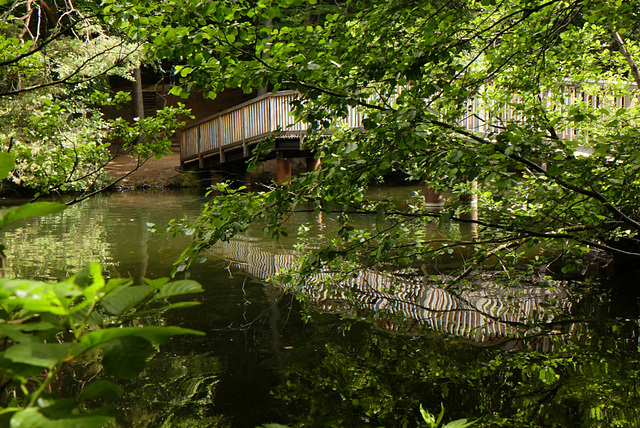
2 190 639 427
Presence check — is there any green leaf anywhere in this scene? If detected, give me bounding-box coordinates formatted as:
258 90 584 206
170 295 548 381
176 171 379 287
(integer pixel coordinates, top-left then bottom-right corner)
0 278 70 315
0 202 66 231
168 86 183 97
435 403 446 426
2 343 72 369
0 322 59 343
73 265 92 288
443 419 476 428
420 403 436 427
9 407 113 428
100 285 153 316
69 264 108 315
144 277 170 289
79 380 124 400
153 279 203 300
79 326 204 350
0 355 44 377
0 152 15 178
100 336 154 379
165 27 177 41
127 301 201 318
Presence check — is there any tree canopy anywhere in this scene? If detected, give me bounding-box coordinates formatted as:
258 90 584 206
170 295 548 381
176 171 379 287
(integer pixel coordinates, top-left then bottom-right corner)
1 0 640 425
119 0 640 287
4 0 640 267
0 0 189 198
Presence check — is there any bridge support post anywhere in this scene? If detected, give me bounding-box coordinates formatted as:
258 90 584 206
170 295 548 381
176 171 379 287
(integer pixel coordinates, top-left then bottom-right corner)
458 181 478 239
424 183 443 206
306 157 320 172
277 153 292 182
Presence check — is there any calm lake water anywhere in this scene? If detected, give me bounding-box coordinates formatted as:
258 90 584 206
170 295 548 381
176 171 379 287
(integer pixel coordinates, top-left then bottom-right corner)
2 190 639 427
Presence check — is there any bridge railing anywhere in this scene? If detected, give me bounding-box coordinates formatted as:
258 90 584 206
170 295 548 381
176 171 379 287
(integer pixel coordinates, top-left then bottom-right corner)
181 91 309 164
180 90 369 164
457 86 637 141
181 83 637 165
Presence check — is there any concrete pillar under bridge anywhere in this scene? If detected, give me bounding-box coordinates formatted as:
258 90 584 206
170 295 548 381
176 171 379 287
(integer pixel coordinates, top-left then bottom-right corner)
306 157 320 172
424 183 444 206
425 162 444 206
275 152 319 183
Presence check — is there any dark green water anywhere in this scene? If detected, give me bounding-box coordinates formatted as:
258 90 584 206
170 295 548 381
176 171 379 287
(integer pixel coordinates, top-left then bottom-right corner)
1 190 639 427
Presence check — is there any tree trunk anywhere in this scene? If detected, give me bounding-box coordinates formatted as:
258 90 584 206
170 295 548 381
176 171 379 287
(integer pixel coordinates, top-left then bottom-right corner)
132 67 146 144
257 19 273 96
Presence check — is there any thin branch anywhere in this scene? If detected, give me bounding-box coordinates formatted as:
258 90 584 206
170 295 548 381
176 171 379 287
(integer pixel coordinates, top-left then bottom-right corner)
420 117 640 232
0 40 141 97
66 154 154 205
0 16 84 68
612 31 640 90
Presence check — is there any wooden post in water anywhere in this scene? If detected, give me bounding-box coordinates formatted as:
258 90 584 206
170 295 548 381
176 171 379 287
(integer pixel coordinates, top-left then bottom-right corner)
132 66 145 145
458 181 478 239
197 124 204 169
277 153 292 182
306 157 320 172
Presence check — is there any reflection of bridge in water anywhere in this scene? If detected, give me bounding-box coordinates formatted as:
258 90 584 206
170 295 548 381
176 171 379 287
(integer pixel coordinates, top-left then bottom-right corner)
209 237 573 348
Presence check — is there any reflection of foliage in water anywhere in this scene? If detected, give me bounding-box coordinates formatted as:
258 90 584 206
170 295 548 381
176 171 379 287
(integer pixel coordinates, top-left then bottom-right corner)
3 192 634 426
208 237 572 344
274 293 640 427
195 230 640 426
113 350 228 428
1 199 115 280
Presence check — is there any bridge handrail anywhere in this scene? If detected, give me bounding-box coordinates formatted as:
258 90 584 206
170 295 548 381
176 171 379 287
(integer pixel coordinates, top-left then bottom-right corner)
180 91 307 163
181 83 638 165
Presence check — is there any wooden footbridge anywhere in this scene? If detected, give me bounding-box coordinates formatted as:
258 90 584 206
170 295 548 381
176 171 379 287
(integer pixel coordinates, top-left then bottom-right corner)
180 90 364 179
179 85 636 180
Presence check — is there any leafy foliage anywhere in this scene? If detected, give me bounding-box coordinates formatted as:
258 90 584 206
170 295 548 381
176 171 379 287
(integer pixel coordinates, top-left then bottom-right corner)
0 263 204 427
0 0 192 197
125 0 640 288
0 150 204 426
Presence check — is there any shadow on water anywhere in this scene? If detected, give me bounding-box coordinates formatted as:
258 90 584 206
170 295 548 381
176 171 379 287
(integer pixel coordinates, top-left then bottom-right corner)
1 190 639 427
